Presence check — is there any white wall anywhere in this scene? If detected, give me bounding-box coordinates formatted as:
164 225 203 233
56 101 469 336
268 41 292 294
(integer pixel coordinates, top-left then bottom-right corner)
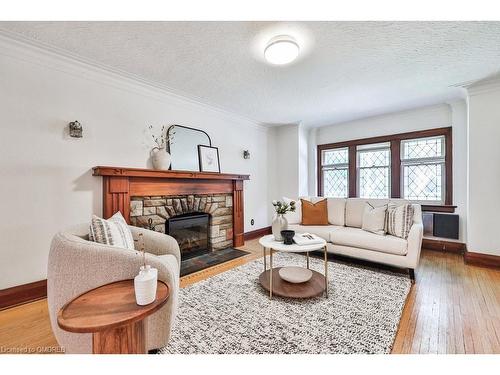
0 37 274 289
313 103 468 242
449 100 468 242
466 79 500 256
298 123 309 197
269 124 300 200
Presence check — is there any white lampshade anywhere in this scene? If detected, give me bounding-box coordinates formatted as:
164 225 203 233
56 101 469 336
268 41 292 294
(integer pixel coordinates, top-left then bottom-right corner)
264 36 300 65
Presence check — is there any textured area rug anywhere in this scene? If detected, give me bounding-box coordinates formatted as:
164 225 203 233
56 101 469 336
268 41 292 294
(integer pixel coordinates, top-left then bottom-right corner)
160 253 411 354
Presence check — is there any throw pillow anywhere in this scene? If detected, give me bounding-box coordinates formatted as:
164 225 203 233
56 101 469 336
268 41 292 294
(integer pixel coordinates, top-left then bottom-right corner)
89 211 135 250
361 203 387 235
386 203 415 239
301 198 329 225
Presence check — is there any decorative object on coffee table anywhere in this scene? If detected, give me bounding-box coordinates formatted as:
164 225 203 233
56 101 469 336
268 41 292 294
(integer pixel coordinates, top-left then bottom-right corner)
134 233 158 306
57 280 169 354
258 234 328 299
280 230 295 245
148 124 175 170
278 266 312 283
198 144 221 172
271 199 296 241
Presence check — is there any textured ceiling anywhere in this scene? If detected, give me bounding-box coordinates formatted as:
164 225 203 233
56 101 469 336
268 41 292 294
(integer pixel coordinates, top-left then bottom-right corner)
1 21 500 127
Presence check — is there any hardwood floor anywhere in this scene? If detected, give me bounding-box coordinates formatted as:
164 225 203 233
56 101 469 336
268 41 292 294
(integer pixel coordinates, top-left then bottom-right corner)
0 240 498 354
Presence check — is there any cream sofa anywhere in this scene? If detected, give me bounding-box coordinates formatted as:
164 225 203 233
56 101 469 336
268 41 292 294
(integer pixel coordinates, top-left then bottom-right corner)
48 224 180 353
285 197 423 280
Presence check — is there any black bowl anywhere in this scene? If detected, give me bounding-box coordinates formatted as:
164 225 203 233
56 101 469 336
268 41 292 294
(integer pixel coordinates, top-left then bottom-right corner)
281 230 295 245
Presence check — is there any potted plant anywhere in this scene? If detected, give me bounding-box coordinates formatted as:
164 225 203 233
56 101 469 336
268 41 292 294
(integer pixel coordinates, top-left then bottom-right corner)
271 200 296 241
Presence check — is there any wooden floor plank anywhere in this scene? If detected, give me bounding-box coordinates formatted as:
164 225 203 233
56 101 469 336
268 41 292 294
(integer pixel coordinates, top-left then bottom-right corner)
0 243 498 354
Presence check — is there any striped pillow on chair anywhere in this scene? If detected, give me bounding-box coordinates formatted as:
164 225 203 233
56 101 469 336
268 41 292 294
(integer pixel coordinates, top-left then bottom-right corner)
89 211 135 250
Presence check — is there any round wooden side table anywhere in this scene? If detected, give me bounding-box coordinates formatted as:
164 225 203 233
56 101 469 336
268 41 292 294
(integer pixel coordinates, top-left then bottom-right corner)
57 279 169 354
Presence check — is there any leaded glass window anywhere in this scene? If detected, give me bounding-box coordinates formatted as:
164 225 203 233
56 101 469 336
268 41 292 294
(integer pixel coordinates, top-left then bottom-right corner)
357 143 391 199
401 136 445 203
321 148 348 198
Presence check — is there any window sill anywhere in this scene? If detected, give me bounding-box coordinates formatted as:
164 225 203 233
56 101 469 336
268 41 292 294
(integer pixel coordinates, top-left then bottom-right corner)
421 204 456 213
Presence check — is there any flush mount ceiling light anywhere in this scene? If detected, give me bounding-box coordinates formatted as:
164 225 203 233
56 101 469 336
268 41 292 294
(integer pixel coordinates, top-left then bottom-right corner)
264 35 300 65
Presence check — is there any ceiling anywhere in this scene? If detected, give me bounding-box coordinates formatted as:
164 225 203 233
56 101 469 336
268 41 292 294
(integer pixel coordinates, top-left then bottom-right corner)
2 21 500 127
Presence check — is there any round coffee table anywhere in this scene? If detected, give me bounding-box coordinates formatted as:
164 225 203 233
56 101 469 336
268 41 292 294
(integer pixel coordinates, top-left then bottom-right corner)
258 234 328 299
57 279 169 354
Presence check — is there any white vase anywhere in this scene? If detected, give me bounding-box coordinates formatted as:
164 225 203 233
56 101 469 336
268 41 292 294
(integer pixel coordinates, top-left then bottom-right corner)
134 265 158 306
272 214 288 241
151 147 171 170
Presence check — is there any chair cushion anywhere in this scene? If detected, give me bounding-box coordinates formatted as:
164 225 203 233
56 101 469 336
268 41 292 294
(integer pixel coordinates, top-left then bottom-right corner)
301 198 329 225
89 211 135 250
288 224 343 242
330 227 408 255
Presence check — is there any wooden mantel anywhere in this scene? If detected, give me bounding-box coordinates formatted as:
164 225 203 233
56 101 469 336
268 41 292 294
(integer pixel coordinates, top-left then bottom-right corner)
92 166 250 247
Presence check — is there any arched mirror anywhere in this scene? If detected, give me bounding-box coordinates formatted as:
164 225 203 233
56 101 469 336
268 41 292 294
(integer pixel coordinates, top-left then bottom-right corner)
167 125 212 171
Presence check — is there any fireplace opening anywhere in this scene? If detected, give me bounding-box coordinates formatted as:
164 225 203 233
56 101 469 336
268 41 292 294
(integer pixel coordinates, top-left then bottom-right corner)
166 212 210 260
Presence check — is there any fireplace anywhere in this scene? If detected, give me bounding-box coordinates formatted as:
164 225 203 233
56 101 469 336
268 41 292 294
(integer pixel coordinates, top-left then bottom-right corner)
166 212 210 260
92 167 249 247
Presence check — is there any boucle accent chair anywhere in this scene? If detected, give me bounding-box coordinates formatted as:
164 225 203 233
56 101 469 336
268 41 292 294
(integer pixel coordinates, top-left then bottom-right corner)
48 224 180 354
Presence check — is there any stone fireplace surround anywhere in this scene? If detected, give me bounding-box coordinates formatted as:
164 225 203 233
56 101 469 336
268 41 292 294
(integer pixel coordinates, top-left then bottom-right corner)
130 193 234 250
92 166 249 248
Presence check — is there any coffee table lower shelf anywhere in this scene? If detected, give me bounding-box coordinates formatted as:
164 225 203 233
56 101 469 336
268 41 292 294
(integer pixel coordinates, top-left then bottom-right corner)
259 268 326 299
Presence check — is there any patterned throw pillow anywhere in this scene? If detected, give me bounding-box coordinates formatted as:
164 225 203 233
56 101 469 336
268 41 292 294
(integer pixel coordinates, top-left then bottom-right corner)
89 211 135 250
386 203 415 239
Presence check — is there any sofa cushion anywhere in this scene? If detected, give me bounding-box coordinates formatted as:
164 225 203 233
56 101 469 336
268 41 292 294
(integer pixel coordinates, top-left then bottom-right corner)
362 202 387 235
282 197 301 224
288 224 343 242
330 227 408 256
345 198 409 228
327 198 346 226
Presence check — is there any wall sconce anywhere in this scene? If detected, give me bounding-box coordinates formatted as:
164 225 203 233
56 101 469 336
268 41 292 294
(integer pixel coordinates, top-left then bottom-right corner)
69 120 83 138
243 150 250 159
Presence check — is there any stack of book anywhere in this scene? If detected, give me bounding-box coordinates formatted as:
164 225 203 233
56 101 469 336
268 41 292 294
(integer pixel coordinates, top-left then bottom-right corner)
292 233 324 246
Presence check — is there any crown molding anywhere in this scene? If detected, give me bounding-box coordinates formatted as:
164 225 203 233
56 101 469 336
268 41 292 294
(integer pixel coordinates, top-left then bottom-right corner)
459 74 500 97
0 28 269 130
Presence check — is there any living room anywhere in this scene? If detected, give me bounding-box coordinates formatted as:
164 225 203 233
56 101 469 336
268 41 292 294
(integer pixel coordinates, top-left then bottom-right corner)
1 1 499 372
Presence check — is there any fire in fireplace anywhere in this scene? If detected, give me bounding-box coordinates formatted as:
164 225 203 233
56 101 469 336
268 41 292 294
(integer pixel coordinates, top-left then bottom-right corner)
166 212 210 260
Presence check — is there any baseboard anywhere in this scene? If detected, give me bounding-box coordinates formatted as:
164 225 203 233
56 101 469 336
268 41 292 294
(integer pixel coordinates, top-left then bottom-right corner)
464 251 500 268
422 238 465 254
0 279 47 310
244 226 271 241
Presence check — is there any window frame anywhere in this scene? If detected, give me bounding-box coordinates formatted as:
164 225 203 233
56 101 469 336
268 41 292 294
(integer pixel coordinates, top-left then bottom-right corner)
317 127 453 209
400 135 446 204
320 147 349 198
356 142 392 199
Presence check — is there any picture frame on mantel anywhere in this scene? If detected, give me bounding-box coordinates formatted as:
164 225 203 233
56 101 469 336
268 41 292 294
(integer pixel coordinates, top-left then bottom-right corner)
198 145 221 173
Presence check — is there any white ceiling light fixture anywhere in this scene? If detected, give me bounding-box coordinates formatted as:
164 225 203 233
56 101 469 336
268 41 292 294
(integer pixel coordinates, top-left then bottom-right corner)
264 35 300 65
